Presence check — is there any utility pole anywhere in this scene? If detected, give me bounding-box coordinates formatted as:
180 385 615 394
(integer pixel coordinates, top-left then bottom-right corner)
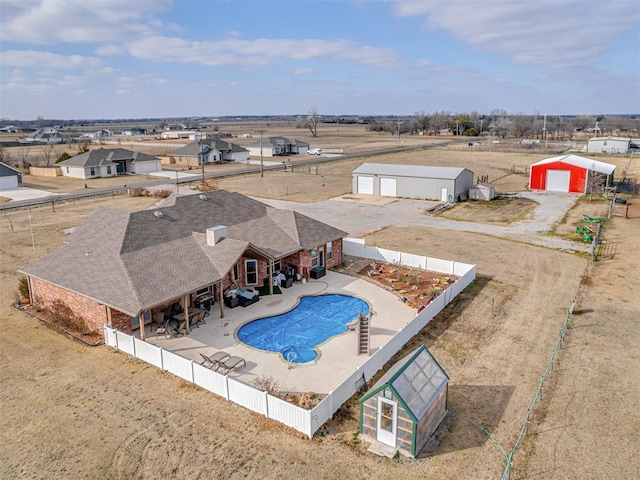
199 132 205 186
479 118 483 134
257 129 266 177
396 121 403 146
542 114 548 149
455 119 460 136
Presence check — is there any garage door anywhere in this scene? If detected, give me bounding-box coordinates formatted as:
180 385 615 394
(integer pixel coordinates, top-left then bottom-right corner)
0 175 18 190
379 177 397 197
546 170 571 192
357 176 374 194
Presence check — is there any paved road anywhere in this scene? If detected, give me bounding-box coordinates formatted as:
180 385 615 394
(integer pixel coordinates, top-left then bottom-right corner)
256 192 589 252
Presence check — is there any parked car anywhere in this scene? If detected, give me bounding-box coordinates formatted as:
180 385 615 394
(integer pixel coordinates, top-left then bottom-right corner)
306 148 322 155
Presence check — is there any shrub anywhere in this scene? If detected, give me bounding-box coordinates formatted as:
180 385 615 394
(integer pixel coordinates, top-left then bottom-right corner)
17 276 29 299
55 152 71 163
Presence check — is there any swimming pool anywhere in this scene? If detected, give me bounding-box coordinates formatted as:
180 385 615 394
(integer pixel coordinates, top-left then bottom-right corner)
237 294 370 364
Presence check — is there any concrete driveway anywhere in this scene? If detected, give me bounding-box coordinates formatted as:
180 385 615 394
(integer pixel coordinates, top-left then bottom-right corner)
256 192 587 252
0 187 59 201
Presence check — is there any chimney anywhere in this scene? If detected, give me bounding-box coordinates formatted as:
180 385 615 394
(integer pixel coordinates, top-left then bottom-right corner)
206 225 228 245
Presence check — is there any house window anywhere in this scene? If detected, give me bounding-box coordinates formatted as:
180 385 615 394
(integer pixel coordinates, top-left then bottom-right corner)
66 167 69 173
233 263 239 283
267 259 282 275
311 249 318 268
245 259 258 285
90 167 95 176
326 242 333 261
107 166 112 175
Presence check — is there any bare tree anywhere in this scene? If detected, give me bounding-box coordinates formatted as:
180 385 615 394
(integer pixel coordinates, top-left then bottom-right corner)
303 107 321 137
414 111 430 134
38 144 55 167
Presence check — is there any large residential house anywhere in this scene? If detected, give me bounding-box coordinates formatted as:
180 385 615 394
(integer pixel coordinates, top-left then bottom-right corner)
245 136 309 157
170 138 250 166
58 148 162 179
19 191 346 336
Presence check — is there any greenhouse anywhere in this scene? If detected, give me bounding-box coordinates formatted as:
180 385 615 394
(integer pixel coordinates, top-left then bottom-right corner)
359 345 449 457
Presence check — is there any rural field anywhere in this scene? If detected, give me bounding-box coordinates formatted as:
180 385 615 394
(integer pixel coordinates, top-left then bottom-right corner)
0 132 638 479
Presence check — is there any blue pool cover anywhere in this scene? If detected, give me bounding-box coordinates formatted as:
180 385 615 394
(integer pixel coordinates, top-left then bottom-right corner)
237 294 369 363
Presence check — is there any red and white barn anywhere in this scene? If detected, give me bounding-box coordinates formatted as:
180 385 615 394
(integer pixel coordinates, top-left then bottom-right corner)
529 155 616 194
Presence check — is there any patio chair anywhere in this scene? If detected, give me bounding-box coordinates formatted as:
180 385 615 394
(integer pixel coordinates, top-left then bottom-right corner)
156 320 171 340
189 310 204 329
219 355 246 374
173 320 187 337
199 351 231 370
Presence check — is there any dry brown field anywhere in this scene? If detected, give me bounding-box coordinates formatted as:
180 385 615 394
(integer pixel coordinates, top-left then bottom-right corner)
1 134 638 479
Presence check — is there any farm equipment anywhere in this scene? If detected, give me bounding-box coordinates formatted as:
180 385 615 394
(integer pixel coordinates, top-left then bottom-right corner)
583 214 603 223
575 225 594 242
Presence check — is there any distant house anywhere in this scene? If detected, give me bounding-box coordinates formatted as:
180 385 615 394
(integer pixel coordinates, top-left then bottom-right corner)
245 136 309 157
170 139 250 166
83 129 113 139
0 161 23 190
160 130 198 140
587 137 640 154
58 148 162 179
20 127 64 144
352 163 474 202
122 128 148 136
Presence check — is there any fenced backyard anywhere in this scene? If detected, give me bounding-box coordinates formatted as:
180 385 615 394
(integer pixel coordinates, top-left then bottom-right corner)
103 238 476 437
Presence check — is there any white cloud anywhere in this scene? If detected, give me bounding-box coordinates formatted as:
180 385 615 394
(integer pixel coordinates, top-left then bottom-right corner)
391 0 640 69
0 50 105 69
116 89 130 95
0 0 172 43
125 35 407 69
294 68 314 75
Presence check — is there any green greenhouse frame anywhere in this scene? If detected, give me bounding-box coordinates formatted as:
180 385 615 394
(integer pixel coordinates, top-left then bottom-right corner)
359 345 449 457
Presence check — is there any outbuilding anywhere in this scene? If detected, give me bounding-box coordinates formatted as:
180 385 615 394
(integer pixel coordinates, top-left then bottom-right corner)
359 345 449 457
352 163 473 202
529 154 616 194
0 161 23 190
587 137 639 154
469 183 496 201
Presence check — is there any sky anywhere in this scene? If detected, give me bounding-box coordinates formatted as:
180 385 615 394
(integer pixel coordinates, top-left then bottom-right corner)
1 0 639 120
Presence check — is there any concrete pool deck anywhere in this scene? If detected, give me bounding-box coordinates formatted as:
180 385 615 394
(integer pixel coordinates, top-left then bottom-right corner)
141 271 416 394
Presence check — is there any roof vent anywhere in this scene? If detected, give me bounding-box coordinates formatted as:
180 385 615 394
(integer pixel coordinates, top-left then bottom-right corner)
154 211 165 218
199 194 208 200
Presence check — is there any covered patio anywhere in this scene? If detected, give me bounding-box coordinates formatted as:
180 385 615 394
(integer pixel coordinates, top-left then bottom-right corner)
139 271 416 394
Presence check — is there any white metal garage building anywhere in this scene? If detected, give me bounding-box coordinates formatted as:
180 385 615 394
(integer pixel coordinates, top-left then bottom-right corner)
352 163 474 202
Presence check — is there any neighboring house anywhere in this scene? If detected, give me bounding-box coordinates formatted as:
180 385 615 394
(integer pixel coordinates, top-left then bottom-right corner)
20 127 64 144
587 137 640 154
170 138 250 166
58 148 162 179
122 127 148 136
245 136 309 157
0 161 23 190
160 130 198 139
359 345 449 457
352 163 474 202
529 154 616 194
83 129 113 139
19 191 346 336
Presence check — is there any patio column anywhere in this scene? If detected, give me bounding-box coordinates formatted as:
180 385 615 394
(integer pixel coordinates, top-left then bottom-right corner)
218 281 225 319
140 310 146 341
183 294 190 335
269 260 274 296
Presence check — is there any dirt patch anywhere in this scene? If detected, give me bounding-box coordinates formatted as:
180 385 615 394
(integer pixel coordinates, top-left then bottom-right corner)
438 198 537 225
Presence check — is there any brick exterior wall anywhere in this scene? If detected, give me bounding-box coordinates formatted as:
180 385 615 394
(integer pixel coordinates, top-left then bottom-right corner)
30 277 115 333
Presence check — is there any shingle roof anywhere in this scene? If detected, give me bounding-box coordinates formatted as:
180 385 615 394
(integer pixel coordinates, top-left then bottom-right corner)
59 148 160 167
353 163 470 179
247 136 309 148
19 191 347 316
0 161 23 177
170 139 248 156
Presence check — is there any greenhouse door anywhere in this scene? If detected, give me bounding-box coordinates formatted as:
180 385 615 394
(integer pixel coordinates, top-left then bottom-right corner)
376 397 397 447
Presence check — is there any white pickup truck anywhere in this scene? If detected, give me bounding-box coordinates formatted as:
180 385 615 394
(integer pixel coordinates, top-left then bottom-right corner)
306 148 322 155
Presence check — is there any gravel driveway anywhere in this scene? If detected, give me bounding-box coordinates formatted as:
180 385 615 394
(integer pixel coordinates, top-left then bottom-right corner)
257 192 588 252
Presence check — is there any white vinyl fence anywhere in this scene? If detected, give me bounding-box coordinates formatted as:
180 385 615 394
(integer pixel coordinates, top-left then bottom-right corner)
103 238 475 438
